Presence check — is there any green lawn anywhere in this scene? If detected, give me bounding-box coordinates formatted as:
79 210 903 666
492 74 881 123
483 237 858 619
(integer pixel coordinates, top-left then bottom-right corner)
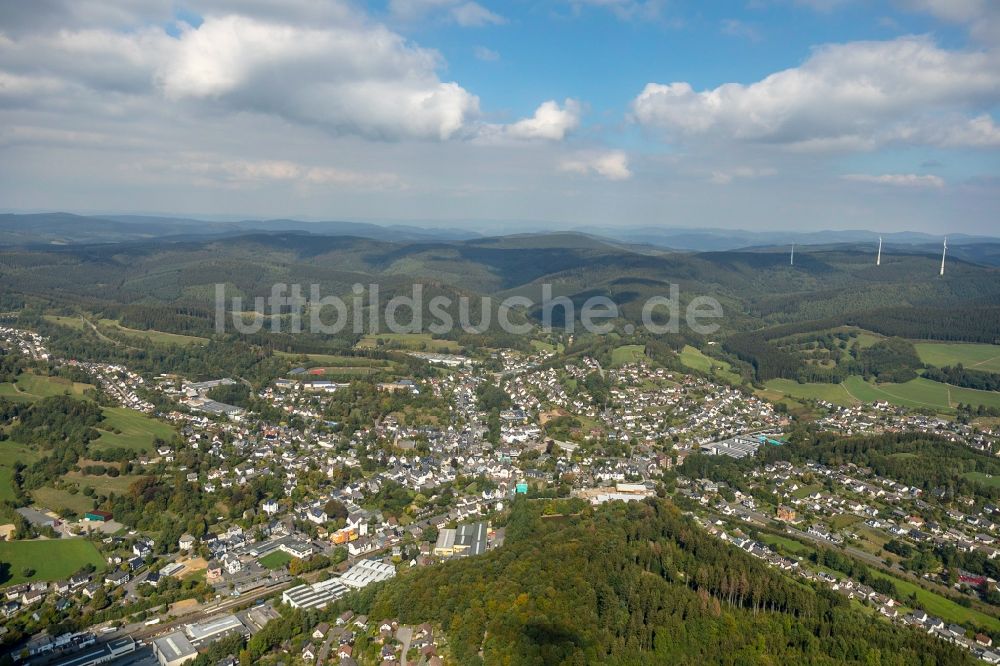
0 442 39 502
97 319 207 346
355 333 460 352
31 486 95 515
845 376 1000 412
759 532 810 556
865 569 1000 633
764 378 856 406
610 344 646 367
0 539 106 587
258 550 295 570
765 375 1000 413
0 372 94 402
92 407 174 453
915 342 1000 373
961 472 1000 489
680 346 741 384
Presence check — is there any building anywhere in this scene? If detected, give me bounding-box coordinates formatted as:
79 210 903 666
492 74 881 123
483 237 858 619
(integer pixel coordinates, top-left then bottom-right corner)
152 632 198 666
51 637 135 666
262 499 279 515
84 510 113 522
433 522 489 557
777 506 798 522
282 578 350 610
185 614 249 647
339 559 397 588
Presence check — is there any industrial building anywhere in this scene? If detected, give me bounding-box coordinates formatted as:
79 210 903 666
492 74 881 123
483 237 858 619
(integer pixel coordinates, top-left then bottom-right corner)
152 631 198 666
433 522 488 558
184 614 249 647
282 578 350 610
52 637 135 666
339 559 397 588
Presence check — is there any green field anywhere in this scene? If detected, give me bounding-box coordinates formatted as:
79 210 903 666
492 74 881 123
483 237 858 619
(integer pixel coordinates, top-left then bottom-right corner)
43 314 87 330
914 342 1000 373
962 472 1000 489
679 346 741 384
258 550 295 570
764 378 857 406
31 486 95 515
98 319 208 346
765 375 1000 413
356 333 460 352
844 376 1000 412
865 569 1000 633
0 539 106 587
92 407 175 453
610 344 646 367
0 372 93 402
0 441 39 502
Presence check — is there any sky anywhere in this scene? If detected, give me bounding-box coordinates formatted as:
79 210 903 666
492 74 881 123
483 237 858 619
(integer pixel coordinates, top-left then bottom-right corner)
0 0 998 233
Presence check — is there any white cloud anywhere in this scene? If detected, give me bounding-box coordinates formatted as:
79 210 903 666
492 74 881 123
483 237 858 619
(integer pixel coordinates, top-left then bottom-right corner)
559 150 631 180
388 0 505 27
895 0 1000 41
155 15 480 141
842 173 945 188
138 155 402 189
474 46 500 61
503 99 581 141
451 2 506 26
631 36 1000 151
721 19 762 42
709 166 777 184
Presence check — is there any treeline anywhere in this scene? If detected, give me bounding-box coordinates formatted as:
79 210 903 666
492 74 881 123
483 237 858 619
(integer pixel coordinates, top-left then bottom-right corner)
726 332 923 384
759 431 1000 501
364 498 974 665
925 365 1000 392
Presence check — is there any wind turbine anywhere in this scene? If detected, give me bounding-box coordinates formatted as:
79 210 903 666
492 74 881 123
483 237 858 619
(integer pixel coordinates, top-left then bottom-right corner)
790 244 795 267
939 237 947 276
876 236 882 266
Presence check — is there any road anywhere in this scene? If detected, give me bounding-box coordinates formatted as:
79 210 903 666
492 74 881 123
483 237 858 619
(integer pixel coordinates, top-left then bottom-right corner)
396 626 413 666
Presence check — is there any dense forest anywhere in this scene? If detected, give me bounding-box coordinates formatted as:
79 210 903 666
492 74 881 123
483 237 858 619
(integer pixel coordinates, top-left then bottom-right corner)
353 498 973 665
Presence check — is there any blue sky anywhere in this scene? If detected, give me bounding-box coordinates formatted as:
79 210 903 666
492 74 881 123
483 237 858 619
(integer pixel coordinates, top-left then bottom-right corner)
0 0 997 233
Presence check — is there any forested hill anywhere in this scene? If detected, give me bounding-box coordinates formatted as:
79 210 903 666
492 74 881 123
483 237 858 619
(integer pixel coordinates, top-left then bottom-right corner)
353 498 973 665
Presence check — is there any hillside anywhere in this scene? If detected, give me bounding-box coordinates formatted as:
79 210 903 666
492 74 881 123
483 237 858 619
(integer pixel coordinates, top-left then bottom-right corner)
357 498 973 665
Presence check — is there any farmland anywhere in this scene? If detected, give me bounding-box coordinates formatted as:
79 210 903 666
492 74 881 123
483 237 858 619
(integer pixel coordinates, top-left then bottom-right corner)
0 372 93 402
914 342 1000 373
610 344 645 367
0 539 106 587
355 333 460 352
679 345 742 384
91 407 175 453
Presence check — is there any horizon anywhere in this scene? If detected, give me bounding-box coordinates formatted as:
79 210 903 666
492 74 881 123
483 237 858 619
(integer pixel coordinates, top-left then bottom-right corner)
0 1 997 233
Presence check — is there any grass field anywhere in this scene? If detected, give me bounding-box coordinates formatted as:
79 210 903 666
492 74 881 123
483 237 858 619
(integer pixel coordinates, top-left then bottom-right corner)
31 486 95 515
915 342 1000 373
764 378 857 406
355 333 460 352
610 344 645 367
97 319 208 346
962 472 1000 489
758 532 810 557
0 441 39 502
865 569 1000 633
43 315 86 330
679 346 741 384
0 539 106 587
258 550 294 570
91 407 174 453
765 375 1000 413
0 372 94 402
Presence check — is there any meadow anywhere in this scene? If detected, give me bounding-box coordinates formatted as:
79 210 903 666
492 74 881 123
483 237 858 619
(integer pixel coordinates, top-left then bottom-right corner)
679 345 742 384
914 342 1000 373
355 333 460 352
0 539 106 586
610 344 646 367
91 407 175 453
